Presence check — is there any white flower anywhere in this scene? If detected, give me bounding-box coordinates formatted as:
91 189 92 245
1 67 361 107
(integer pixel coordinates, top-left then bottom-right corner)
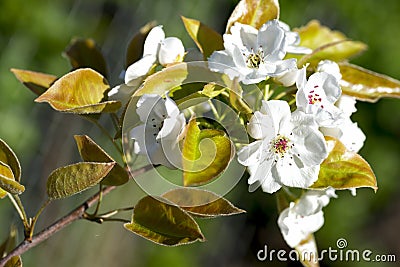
317 60 342 81
208 20 308 84
296 67 345 127
237 100 328 193
129 94 186 168
278 188 337 248
108 26 185 104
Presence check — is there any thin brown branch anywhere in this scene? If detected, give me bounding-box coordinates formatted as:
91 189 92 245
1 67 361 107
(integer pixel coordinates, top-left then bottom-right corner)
0 164 153 267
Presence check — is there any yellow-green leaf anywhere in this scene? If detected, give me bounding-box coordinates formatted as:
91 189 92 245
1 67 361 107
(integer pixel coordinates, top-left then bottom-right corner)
162 188 245 218
311 137 377 191
0 163 24 195
181 16 223 59
35 68 121 114
4 256 22 267
295 20 367 67
0 139 21 182
64 38 108 78
125 21 157 69
182 118 232 186
74 135 129 186
124 196 205 246
46 162 115 199
339 63 400 102
226 0 280 33
10 68 57 96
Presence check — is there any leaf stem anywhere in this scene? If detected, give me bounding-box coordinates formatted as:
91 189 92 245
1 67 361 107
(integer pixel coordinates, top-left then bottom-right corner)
7 194 29 232
28 199 52 241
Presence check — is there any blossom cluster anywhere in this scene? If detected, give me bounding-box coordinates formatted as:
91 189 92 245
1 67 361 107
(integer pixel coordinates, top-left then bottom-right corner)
119 19 366 249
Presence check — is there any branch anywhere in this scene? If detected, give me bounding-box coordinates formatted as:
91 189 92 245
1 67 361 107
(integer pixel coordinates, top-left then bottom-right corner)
0 164 153 267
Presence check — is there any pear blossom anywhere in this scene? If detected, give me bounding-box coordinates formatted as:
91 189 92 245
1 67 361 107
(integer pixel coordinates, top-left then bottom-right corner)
129 94 186 168
295 66 345 127
208 20 309 85
278 188 337 248
108 26 185 104
237 100 328 194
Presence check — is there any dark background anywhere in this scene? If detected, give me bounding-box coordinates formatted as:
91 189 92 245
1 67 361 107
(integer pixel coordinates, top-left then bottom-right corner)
0 0 399 266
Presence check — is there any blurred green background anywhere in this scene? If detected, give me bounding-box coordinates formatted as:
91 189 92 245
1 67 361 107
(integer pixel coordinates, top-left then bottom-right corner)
0 0 399 266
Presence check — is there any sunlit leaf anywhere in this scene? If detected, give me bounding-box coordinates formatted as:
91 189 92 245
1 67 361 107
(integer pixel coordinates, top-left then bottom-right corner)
124 196 205 246
64 38 108 78
4 256 22 267
46 162 115 199
0 164 24 195
226 0 279 33
74 135 129 186
295 234 319 267
0 139 21 182
35 68 121 114
181 16 223 59
162 188 245 218
311 137 377 191
339 63 400 102
295 20 367 67
182 118 232 186
10 68 57 96
126 21 157 69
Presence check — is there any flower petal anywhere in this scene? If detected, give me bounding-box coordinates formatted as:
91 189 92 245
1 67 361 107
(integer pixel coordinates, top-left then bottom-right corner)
136 94 166 122
125 54 156 85
143 25 165 56
237 140 264 166
158 37 185 66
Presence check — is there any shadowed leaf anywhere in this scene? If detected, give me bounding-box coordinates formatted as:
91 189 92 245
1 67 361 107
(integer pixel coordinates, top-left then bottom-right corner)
226 0 279 33
35 68 121 114
126 21 157 69
181 16 223 59
46 162 115 199
64 38 108 78
311 137 377 191
0 139 21 182
182 118 232 186
124 196 205 246
4 256 22 267
0 163 24 195
74 135 129 186
10 68 57 96
295 20 367 67
162 188 245 218
0 225 18 256
339 63 400 102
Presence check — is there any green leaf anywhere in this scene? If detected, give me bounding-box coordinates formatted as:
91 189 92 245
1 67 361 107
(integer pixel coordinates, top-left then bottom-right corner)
182 118 232 186
46 162 115 199
162 188 245 218
225 0 279 33
181 16 223 59
124 196 205 246
339 63 400 102
0 163 24 195
64 38 108 78
311 137 377 191
0 139 21 182
10 68 57 96
74 135 129 186
4 256 22 267
295 20 367 67
0 225 18 256
35 68 121 114
125 21 157 69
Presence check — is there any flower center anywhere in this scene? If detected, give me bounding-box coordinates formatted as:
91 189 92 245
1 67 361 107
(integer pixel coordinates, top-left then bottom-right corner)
245 48 264 69
271 135 292 158
308 86 324 108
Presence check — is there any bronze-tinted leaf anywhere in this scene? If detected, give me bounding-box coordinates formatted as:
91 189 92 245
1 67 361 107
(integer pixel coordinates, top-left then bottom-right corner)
0 139 21 182
311 137 377 191
64 38 108 78
46 162 115 199
339 63 400 102
10 68 57 96
124 196 205 246
181 16 223 59
226 0 280 33
295 20 367 67
0 162 23 196
125 21 157 69
74 135 129 186
4 256 22 267
35 68 121 114
182 118 232 186
162 188 245 218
